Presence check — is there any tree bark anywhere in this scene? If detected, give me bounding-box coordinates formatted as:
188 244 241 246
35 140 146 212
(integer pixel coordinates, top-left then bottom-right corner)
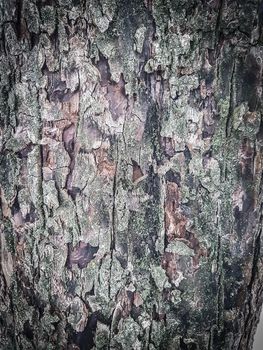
0 0 263 349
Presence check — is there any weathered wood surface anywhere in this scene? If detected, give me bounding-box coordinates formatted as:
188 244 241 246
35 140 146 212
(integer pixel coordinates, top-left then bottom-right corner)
0 1 263 349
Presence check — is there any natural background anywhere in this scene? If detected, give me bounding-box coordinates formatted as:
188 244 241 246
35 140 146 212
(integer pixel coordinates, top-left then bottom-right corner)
253 311 263 350
0 0 263 349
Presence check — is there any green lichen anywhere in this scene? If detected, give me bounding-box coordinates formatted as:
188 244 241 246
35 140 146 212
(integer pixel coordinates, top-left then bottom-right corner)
166 240 195 256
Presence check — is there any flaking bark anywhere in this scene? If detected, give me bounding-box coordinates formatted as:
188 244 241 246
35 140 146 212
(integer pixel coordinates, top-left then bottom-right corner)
0 1 263 349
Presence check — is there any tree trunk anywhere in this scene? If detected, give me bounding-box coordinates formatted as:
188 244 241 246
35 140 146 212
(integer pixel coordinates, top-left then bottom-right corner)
0 1 263 349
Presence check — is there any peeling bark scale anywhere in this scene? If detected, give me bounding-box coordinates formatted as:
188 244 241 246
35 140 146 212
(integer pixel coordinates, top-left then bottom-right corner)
0 1 263 349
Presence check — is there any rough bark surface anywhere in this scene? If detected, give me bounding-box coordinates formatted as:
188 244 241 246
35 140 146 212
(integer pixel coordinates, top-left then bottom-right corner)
0 1 263 349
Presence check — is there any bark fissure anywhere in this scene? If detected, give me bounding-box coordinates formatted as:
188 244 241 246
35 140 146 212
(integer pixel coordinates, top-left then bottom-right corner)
108 141 119 300
225 60 236 139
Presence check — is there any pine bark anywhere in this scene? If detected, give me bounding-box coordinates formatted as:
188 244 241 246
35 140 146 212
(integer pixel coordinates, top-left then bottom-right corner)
0 1 263 349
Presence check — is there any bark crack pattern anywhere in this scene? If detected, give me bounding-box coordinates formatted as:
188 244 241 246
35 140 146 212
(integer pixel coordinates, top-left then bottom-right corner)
0 1 262 350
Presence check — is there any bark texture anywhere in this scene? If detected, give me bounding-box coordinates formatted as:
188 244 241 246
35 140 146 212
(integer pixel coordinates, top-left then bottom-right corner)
0 1 263 349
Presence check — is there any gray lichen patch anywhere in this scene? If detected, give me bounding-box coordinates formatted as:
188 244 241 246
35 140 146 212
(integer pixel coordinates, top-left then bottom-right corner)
150 264 171 292
165 240 195 257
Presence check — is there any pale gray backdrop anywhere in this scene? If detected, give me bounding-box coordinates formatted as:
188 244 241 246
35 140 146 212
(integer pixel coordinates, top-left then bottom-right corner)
253 310 263 350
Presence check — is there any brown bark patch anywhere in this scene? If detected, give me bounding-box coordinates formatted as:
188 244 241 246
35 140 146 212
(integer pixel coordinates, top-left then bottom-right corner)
131 159 144 182
165 181 186 241
161 252 179 282
164 180 207 269
239 138 254 179
133 292 143 307
66 242 99 269
116 289 133 318
63 124 76 152
62 92 79 122
93 146 116 179
161 137 176 158
106 74 128 121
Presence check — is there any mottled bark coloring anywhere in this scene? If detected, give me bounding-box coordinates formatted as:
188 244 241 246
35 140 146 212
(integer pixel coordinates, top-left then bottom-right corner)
0 1 263 350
